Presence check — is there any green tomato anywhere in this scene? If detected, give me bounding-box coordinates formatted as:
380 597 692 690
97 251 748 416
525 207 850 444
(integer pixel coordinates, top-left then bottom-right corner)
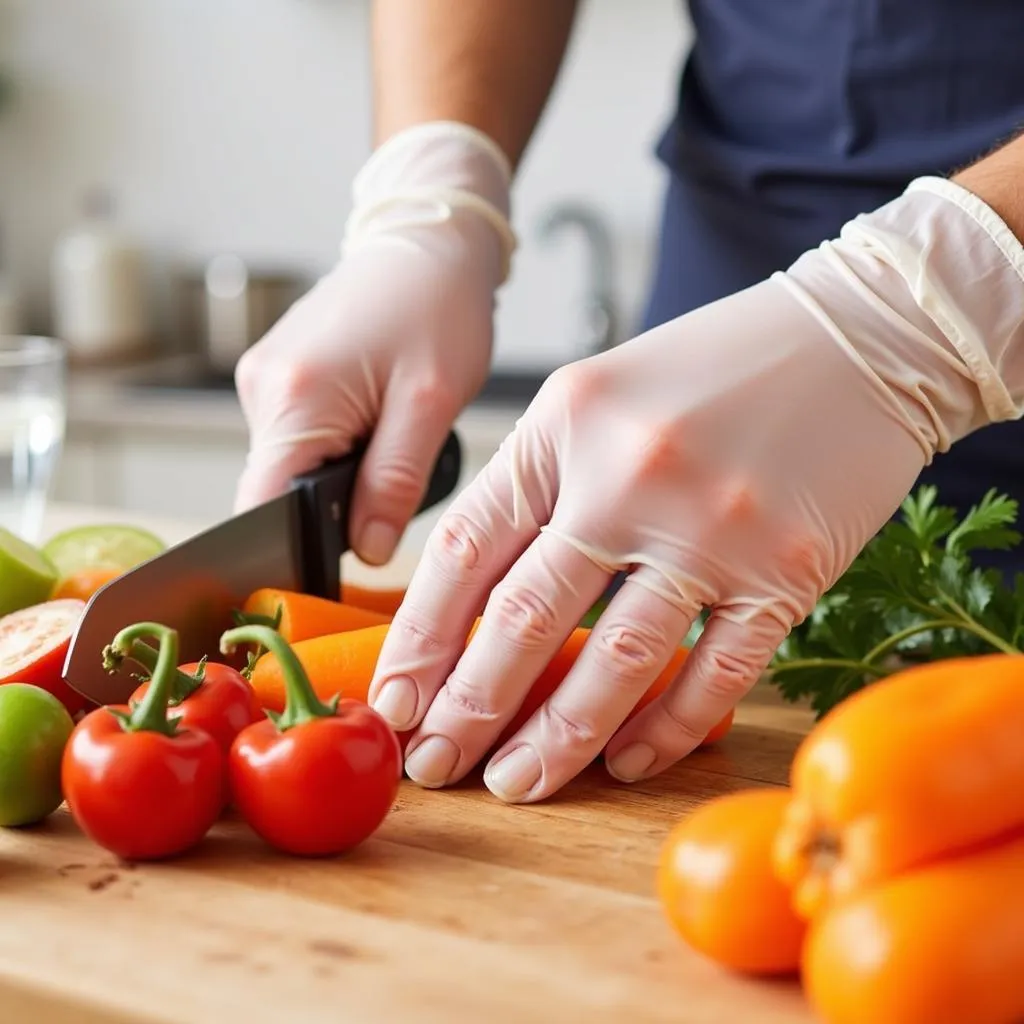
0 683 75 827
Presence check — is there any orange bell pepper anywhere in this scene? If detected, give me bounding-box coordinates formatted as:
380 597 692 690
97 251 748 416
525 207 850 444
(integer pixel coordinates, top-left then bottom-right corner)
657 788 807 976
803 829 1024 1024
772 653 1024 920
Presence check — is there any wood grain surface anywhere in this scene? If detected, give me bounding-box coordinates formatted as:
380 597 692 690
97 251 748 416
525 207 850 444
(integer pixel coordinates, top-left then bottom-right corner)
0 686 819 1024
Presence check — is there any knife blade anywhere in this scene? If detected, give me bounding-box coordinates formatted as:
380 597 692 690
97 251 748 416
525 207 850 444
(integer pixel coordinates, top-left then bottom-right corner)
62 429 462 706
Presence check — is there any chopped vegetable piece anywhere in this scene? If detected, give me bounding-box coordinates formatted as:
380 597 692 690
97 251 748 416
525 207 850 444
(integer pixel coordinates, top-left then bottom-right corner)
42 524 164 578
0 599 87 715
0 527 57 616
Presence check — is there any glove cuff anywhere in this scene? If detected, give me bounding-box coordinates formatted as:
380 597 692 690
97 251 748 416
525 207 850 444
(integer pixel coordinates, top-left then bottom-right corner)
780 175 1024 459
343 121 518 283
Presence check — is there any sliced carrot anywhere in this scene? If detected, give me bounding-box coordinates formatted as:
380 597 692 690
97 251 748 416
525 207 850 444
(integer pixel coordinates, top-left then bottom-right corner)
240 588 390 643
339 582 407 617
248 622 733 753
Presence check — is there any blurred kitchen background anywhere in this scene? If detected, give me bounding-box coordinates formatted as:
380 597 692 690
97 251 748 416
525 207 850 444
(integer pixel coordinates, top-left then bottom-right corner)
0 0 691 544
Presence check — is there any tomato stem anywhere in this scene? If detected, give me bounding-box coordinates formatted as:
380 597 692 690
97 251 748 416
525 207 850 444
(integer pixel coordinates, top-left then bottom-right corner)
231 608 282 631
219 624 337 730
106 623 183 736
229 606 282 674
101 639 204 705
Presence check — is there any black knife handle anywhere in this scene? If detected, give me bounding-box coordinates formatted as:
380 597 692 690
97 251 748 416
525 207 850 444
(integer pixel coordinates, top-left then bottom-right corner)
292 429 463 599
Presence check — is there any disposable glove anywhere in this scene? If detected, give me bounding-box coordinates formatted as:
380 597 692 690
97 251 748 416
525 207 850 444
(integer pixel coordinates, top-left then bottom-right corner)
233 122 517 565
366 176 1024 802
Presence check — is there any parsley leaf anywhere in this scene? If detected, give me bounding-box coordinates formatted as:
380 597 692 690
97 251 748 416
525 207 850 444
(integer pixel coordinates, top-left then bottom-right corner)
770 486 1024 717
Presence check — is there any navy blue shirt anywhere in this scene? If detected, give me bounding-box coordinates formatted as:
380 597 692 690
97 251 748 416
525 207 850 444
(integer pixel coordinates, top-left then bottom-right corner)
646 0 1024 324
642 0 1024 572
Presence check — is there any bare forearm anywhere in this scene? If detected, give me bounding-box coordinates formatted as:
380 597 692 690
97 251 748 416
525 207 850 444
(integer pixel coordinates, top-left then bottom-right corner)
370 0 579 169
954 131 1024 242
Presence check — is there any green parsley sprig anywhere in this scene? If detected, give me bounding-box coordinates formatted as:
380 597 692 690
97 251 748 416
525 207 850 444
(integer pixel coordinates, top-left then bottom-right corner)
771 486 1024 717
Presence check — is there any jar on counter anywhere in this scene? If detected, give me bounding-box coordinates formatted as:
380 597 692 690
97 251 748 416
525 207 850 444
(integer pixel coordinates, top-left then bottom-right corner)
51 189 152 363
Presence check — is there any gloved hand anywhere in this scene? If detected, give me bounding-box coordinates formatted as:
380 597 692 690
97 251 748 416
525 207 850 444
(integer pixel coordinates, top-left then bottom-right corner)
233 122 517 565
367 176 1024 802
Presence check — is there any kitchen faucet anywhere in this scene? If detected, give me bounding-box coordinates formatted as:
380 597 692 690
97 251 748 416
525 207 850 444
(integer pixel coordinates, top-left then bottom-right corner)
536 200 620 358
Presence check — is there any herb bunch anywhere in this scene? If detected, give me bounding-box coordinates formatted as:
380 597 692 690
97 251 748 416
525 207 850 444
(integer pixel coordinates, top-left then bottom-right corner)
771 486 1024 717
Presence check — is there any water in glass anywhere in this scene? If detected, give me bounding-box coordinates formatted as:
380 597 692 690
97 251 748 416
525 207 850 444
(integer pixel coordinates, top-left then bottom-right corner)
0 337 67 543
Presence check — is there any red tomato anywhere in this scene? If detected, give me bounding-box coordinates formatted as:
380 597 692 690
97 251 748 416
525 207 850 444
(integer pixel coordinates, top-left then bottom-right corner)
62 622 226 861
131 661 261 754
0 599 87 716
229 698 401 857
63 705 225 860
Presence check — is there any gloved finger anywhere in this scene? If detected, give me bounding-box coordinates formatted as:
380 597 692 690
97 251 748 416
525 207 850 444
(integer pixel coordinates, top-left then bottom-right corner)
482 568 700 803
400 529 611 791
603 605 790 782
349 378 461 566
233 432 344 514
367 428 553 736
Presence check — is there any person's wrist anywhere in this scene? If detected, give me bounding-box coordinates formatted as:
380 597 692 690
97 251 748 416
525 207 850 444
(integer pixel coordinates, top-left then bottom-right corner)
952 133 1024 245
342 121 517 285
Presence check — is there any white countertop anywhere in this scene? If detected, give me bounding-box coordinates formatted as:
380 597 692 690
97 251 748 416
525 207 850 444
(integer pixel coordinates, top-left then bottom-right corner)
42 500 426 589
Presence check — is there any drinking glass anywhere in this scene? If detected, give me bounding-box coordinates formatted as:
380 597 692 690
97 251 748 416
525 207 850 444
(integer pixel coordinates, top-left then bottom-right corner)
0 336 67 543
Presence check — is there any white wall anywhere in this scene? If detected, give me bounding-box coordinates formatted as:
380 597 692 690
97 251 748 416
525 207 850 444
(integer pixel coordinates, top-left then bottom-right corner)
0 0 692 370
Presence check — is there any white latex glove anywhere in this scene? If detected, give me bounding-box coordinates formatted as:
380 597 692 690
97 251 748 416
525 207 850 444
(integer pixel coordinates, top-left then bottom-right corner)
233 122 517 565
367 176 1024 802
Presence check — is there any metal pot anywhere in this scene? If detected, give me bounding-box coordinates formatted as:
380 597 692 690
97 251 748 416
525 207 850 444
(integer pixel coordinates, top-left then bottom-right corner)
176 255 305 376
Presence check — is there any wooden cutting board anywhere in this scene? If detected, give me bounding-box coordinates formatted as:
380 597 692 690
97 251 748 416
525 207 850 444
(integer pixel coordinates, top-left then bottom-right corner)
0 686 818 1024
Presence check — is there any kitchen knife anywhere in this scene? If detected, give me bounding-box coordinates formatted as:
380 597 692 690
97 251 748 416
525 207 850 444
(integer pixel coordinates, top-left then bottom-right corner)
62 429 462 706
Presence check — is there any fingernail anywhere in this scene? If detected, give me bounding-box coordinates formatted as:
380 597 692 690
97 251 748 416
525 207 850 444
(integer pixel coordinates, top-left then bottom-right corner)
485 746 542 803
404 735 460 788
359 519 399 565
370 676 418 731
607 742 657 783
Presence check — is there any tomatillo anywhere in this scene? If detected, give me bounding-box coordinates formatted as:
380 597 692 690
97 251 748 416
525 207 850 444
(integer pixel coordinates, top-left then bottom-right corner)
0 683 75 826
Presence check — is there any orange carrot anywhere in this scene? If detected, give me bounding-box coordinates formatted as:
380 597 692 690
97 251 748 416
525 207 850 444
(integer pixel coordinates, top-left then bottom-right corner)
249 623 391 711
480 622 733 746
248 622 733 752
492 627 677 745
339 582 407 617
699 708 735 746
240 588 390 643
